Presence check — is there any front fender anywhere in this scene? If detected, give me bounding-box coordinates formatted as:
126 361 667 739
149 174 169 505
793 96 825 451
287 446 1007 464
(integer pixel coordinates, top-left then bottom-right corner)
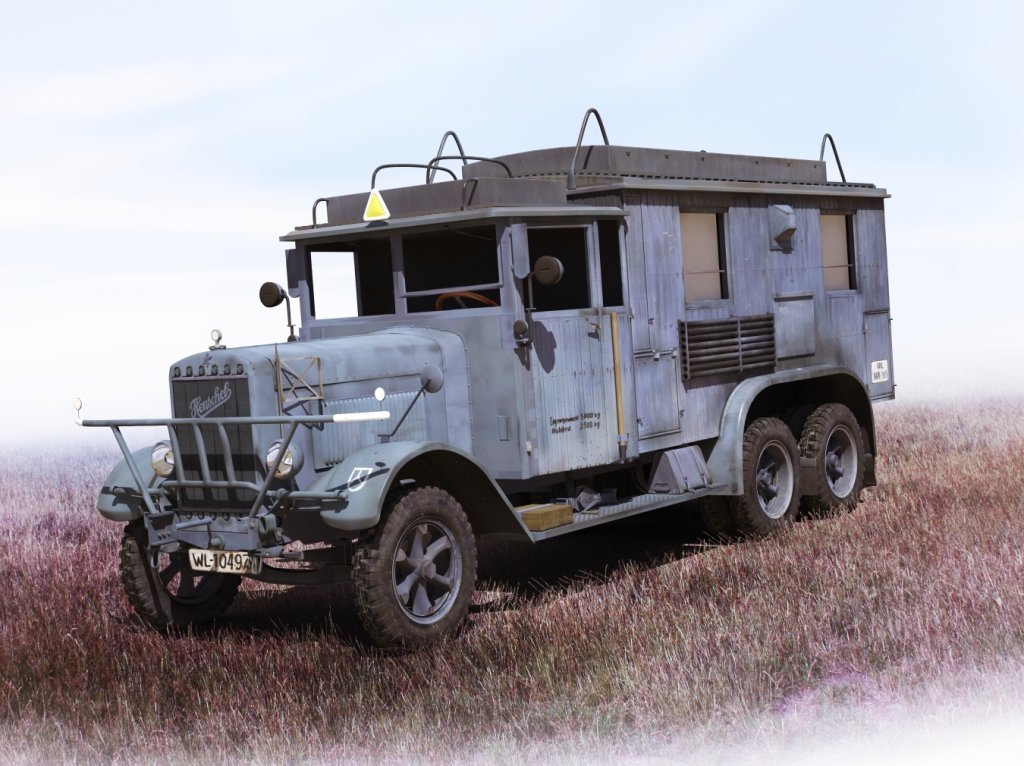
313 441 525 536
97 447 157 522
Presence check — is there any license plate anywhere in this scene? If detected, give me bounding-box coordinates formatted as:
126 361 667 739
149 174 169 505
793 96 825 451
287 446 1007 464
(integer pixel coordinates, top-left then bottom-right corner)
188 549 261 575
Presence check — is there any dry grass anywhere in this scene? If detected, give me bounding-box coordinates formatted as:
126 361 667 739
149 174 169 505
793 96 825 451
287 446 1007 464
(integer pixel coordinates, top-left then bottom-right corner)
1 398 1023 763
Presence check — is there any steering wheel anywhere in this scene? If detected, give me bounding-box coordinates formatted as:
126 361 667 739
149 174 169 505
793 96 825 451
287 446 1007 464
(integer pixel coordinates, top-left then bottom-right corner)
434 291 499 311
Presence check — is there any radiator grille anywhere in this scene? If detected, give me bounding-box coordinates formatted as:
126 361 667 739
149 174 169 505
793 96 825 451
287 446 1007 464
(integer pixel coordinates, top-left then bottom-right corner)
170 376 258 511
681 315 776 379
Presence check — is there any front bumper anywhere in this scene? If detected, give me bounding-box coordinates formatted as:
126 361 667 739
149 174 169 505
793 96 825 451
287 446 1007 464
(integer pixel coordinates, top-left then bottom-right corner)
84 411 389 552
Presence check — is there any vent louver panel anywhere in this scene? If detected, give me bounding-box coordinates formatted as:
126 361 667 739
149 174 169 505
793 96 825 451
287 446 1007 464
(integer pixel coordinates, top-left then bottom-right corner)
681 315 776 379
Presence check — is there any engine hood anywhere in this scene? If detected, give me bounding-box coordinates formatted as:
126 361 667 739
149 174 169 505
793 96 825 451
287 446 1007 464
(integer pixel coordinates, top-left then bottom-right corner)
170 327 459 388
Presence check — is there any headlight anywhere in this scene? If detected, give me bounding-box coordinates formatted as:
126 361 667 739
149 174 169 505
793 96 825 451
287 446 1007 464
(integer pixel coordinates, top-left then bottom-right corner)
266 441 303 479
151 441 175 477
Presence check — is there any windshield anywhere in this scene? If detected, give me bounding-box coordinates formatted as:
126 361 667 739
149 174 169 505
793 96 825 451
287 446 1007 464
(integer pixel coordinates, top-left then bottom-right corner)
308 225 500 318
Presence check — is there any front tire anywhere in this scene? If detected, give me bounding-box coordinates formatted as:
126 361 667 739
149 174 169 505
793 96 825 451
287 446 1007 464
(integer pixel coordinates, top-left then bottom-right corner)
730 417 802 536
119 520 240 629
352 486 477 650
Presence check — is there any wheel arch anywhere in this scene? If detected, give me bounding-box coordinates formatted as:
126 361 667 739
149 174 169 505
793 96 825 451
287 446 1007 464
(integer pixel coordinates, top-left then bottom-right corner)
317 441 529 539
392 450 529 538
707 366 876 494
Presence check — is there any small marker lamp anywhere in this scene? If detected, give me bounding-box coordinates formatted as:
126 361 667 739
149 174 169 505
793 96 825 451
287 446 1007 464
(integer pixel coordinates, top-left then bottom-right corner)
266 441 304 480
151 442 176 478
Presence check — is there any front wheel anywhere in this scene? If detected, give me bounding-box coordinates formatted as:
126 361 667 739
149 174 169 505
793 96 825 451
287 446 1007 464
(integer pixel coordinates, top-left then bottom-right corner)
730 417 802 536
119 520 240 629
352 486 477 650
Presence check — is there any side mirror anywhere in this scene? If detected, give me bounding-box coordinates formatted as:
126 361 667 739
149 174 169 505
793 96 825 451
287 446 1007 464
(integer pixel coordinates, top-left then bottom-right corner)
515 256 566 348
533 256 564 286
259 281 287 308
260 281 298 341
420 363 444 393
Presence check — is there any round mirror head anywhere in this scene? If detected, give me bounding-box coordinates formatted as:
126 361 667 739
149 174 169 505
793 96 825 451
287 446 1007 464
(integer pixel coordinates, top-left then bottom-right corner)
533 255 564 286
259 281 286 308
210 328 223 344
374 386 387 402
420 363 445 394
72 397 82 413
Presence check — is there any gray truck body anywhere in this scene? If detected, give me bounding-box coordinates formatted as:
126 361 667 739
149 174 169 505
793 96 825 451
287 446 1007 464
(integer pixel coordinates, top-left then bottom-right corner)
87 117 894 646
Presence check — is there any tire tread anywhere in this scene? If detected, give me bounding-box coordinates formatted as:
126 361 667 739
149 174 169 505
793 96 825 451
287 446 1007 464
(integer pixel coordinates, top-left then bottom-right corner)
730 416 801 537
798 402 865 515
352 486 477 650
119 520 239 629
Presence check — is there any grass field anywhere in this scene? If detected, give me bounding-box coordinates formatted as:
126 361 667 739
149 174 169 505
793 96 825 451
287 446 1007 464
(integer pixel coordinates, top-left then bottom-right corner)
1 398 1023 764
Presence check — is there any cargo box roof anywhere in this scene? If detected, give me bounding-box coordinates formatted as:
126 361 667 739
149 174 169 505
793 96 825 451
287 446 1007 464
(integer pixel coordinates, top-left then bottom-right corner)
283 142 885 243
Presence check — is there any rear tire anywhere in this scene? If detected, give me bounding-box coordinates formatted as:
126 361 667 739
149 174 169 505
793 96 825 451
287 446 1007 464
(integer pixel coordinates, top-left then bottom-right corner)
730 417 801 536
352 486 477 650
799 403 865 514
119 520 240 629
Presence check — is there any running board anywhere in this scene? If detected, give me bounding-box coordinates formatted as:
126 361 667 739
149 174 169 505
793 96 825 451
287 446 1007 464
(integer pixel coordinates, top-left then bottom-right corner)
525 483 727 542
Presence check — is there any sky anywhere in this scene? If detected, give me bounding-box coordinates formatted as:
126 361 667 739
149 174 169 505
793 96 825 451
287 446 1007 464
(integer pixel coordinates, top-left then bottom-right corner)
1 0 1022 443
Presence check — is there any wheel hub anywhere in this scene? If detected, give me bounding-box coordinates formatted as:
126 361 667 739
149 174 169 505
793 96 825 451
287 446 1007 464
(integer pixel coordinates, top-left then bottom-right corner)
392 519 462 623
757 468 779 500
755 440 794 519
824 425 857 498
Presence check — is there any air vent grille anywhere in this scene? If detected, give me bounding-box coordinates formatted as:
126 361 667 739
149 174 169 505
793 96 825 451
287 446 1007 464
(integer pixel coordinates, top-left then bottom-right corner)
681 315 776 379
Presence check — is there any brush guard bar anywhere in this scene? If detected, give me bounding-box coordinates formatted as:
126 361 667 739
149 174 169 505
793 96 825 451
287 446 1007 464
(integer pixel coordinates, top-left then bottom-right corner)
80 411 390 520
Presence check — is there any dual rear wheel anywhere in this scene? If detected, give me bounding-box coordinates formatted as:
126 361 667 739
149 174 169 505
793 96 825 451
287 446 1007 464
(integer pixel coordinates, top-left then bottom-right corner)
705 403 866 538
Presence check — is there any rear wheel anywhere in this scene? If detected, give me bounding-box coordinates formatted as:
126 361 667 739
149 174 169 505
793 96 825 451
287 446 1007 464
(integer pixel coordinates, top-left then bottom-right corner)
799 403 865 514
119 520 240 629
730 417 802 536
352 486 477 650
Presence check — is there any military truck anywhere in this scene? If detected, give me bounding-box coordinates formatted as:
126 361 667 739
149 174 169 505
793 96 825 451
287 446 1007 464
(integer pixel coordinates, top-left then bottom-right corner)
83 109 894 648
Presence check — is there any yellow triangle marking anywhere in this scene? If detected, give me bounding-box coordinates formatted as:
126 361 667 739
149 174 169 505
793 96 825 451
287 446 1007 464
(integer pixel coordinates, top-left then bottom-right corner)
363 188 391 221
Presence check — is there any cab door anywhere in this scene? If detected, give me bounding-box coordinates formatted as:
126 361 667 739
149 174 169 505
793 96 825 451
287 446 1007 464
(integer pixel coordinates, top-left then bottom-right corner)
515 221 636 476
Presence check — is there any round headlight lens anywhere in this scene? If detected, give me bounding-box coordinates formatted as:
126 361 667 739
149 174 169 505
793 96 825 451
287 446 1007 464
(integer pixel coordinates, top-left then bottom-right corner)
266 441 303 479
151 441 175 477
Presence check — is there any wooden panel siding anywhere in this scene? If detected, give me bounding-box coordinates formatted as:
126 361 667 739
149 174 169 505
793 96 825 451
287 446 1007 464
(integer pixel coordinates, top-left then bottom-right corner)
620 185 890 451
722 206 772 317
853 209 891 313
771 207 822 298
824 294 866 373
623 193 652 351
642 199 686 352
681 373 736 444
